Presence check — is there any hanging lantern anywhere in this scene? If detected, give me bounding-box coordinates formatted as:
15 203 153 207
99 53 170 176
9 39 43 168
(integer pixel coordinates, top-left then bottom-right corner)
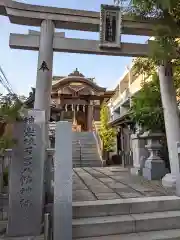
77 104 79 112
72 104 74 111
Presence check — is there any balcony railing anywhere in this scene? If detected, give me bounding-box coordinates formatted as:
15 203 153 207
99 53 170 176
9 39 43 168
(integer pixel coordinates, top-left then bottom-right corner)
110 87 130 109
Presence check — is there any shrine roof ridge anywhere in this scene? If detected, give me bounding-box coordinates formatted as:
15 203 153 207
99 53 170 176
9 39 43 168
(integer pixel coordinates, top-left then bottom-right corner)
52 76 106 92
53 69 95 82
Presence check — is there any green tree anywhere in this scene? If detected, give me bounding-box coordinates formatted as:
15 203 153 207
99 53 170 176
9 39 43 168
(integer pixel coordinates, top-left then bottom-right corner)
0 93 24 153
130 73 164 132
130 57 180 132
123 0 180 176
126 0 180 63
126 0 180 132
99 103 116 152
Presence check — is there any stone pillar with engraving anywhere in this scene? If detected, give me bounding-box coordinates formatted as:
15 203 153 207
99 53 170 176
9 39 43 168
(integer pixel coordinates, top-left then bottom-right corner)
34 19 55 145
7 117 44 237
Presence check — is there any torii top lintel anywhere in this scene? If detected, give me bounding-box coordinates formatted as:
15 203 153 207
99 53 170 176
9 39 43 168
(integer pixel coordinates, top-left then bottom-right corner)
0 0 157 36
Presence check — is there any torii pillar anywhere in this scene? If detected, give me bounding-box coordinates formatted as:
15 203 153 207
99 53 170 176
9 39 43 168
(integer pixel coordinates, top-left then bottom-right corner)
159 64 180 188
34 19 55 145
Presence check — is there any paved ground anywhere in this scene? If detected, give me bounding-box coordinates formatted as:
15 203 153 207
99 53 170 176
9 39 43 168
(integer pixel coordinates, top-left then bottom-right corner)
73 167 175 202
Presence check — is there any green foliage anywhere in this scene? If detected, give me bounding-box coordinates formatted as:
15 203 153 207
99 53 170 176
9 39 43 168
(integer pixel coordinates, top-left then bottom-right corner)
0 136 17 155
0 93 24 153
130 73 165 132
124 1 180 134
131 55 180 132
126 0 180 63
132 57 180 95
132 58 156 77
99 104 116 152
0 93 23 123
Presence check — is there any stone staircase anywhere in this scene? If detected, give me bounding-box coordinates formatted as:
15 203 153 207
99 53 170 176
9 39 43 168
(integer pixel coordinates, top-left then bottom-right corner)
1 196 180 239
73 196 180 239
72 132 102 167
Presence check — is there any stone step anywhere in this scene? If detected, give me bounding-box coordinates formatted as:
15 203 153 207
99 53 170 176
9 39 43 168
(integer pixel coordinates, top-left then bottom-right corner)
72 146 97 149
72 149 97 152
72 135 95 138
72 140 95 142
73 196 180 219
73 132 94 134
73 163 101 168
73 154 98 157
73 148 97 151
73 149 99 152
73 161 102 167
73 159 101 163
73 155 99 159
73 136 95 138
73 138 96 140
72 142 96 144
73 141 95 142
73 159 100 162
72 137 95 139
74 229 180 240
73 134 95 137
72 139 96 141
73 160 101 164
0 220 7 232
72 150 98 153
0 233 44 240
73 160 100 165
72 143 97 146
73 143 96 145
73 149 98 151
72 210 180 238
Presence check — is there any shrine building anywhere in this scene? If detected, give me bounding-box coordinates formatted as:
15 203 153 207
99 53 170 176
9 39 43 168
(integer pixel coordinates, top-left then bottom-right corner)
26 68 114 132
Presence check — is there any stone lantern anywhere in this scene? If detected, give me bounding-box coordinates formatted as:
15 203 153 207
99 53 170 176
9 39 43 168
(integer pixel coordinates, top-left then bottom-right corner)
141 131 167 180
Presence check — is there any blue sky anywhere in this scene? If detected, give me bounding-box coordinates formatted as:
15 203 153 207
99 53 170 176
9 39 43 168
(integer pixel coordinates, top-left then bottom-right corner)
0 0 148 96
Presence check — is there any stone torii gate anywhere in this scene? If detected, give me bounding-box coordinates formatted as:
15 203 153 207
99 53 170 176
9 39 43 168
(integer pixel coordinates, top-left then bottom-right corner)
0 1 179 188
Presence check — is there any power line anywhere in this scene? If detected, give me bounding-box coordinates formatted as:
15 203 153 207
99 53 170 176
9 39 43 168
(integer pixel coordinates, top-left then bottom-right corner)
0 74 13 94
0 66 14 93
0 65 22 103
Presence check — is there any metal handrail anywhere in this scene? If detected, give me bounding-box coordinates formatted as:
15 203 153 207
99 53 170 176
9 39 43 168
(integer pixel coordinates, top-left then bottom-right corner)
77 140 82 167
92 120 103 156
44 213 51 240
